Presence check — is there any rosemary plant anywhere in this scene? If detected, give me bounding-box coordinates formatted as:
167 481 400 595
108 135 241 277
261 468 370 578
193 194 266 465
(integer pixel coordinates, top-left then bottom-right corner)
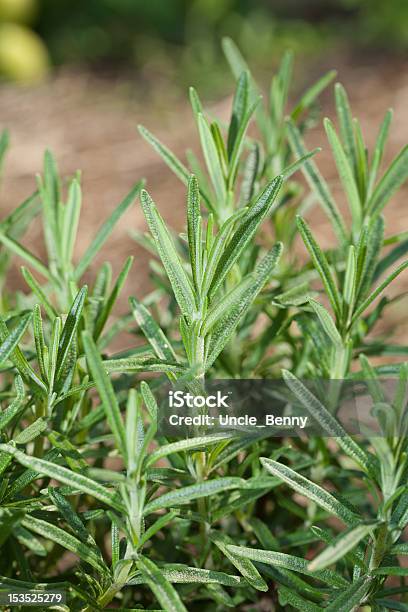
0 40 407 611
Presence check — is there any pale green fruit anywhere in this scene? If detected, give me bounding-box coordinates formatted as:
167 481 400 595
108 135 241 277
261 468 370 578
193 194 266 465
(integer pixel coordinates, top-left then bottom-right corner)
0 0 37 24
0 23 49 83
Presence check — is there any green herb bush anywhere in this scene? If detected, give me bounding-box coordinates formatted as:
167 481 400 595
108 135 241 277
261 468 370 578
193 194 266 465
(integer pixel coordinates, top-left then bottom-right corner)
0 39 408 611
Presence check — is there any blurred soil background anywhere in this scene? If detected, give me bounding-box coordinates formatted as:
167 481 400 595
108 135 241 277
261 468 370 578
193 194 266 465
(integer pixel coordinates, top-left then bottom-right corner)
0 0 407 340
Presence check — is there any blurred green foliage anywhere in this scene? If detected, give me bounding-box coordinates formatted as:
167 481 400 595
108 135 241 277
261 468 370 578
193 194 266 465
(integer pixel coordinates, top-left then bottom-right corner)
34 0 329 93
2 0 408 86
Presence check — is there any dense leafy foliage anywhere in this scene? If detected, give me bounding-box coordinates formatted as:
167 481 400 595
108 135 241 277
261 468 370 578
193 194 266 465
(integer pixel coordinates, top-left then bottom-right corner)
0 40 408 610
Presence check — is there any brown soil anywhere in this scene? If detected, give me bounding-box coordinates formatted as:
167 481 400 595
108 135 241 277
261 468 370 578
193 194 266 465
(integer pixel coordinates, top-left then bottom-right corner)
0 51 407 342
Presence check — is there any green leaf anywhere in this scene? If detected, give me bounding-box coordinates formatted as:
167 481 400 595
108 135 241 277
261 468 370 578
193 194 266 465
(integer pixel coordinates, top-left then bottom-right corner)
375 600 408 612
197 113 227 207
0 231 52 281
287 120 347 243
343 245 356 310
355 216 384 307
139 511 178 547
93 256 133 340
282 370 375 476
351 259 408 325
308 523 375 571
140 381 158 420
61 177 81 265
0 508 25 546
47 316 61 392
131 564 245 588
353 118 368 201
137 556 187 612
21 267 57 320
38 150 61 271
111 521 119 568
260 457 359 525
21 515 105 573
281 148 321 180
240 142 260 203
140 189 196 318
211 533 268 592
368 144 408 217
187 175 202 292
368 109 392 195
324 117 361 226
82 331 127 464
145 433 232 467
138 125 190 184
227 70 249 157
0 311 32 365
143 477 244 515
189 86 204 116
226 544 347 587
209 177 282 297
47 430 88 471
391 542 408 555
0 376 25 432
308 299 342 345
103 357 183 375
0 128 9 173
206 243 283 367
334 83 357 176
200 207 247 297
222 37 252 88
202 275 253 335
55 286 87 383
0 444 123 511
373 567 408 576
48 487 95 546
374 238 408 281
75 180 143 279
291 70 337 121
296 216 341 317
14 525 47 556
14 417 47 444
0 317 46 393
130 297 177 362
228 97 260 188
325 576 373 611
278 585 322 612
33 304 47 381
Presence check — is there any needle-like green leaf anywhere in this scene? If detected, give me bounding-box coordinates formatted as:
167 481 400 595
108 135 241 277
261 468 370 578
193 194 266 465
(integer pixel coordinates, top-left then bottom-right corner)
282 370 375 476
209 177 282 297
287 120 347 243
325 576 373 611
324 118 361 227
137 556 187 612
308 298 342 346
0 444 123 510
21 516 106 573
368 145 408 217
211 533 268 592
296 216 342 317
140 189 196 319
130 297 177 362
308 522 375 571
0 311 32 366
145 433 232 467
227 544 348 587
143 477 244 515
260 457 359 525
82 331 127 464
